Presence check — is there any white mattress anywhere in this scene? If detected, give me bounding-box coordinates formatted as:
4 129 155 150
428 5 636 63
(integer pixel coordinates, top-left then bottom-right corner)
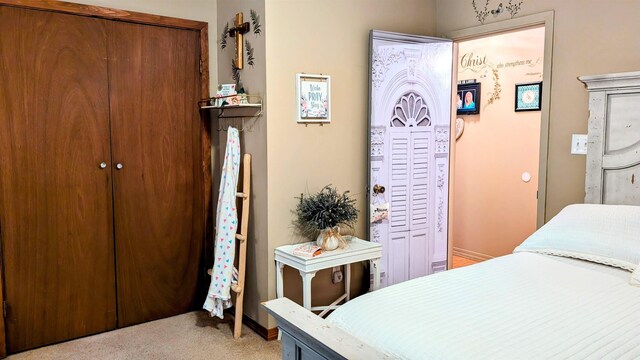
327 252 640 359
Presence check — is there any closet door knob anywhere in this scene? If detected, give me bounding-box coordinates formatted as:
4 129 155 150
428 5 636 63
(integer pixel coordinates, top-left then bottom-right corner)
116 163 123 170
99 162 107 169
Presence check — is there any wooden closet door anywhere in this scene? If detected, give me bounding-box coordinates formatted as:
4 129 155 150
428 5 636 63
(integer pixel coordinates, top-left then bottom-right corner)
0 7 116 352
107 22 203 327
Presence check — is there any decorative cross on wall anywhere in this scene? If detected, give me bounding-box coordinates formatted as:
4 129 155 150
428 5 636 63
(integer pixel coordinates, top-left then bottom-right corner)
228 12 250 69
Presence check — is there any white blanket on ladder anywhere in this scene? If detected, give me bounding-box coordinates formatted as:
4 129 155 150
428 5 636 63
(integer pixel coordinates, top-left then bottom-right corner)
204 127 241 318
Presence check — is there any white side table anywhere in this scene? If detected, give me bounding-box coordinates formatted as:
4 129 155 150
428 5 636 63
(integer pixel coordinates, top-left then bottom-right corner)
274 237 382 317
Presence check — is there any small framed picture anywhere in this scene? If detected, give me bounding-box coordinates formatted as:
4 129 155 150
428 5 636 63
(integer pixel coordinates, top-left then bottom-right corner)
515 82 542 112
296 73 331 123
456 83 481 115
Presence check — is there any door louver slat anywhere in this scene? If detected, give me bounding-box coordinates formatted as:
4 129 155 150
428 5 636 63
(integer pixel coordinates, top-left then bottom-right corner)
410 132 430 229
389 133 410 232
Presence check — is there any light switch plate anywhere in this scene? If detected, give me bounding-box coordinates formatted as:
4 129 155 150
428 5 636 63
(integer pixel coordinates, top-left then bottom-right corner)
571 134 588 155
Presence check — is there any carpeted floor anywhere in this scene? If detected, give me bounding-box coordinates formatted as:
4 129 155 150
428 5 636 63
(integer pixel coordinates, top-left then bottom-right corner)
8 311 280 360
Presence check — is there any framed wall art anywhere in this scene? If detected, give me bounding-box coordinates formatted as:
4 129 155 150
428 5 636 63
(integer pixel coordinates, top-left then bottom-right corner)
515 82 542 112
456 82 481 115
296 73 331 123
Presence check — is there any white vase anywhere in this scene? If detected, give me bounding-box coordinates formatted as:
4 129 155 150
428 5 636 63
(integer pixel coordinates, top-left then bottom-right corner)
316 227 341 251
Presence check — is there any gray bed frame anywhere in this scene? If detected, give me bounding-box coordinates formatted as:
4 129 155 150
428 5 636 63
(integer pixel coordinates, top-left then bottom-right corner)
262 298 390 359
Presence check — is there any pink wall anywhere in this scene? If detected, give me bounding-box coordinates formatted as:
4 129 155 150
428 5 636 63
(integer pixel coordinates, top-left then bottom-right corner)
453 27 544 258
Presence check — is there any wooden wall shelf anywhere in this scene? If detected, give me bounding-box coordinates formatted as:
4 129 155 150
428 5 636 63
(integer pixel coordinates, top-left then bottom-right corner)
199 94 263 119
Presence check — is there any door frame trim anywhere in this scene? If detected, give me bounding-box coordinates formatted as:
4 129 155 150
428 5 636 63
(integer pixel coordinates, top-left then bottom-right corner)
0 1 211 356
444 11 555 267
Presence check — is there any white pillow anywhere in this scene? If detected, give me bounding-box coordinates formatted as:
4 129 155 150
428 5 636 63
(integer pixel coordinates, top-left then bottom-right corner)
514 204 640 272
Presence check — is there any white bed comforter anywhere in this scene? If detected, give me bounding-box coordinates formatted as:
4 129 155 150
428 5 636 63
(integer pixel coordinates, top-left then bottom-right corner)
327 252 640 359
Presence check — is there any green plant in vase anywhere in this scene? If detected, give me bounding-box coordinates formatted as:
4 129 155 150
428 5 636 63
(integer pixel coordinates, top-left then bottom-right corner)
294 185 358 251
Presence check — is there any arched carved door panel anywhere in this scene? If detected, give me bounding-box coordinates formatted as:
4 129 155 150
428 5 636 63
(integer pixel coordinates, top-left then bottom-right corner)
368 31 452 288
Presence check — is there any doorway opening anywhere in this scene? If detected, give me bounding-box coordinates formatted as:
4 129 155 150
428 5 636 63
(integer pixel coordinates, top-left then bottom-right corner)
449 23 550 266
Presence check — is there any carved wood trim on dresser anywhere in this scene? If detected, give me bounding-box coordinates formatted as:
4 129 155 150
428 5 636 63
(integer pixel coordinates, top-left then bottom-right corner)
579 71 640 205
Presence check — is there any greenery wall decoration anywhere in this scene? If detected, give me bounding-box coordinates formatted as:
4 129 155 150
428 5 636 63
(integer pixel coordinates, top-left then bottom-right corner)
486 67 502 107
245 40 255 68
231 59 241 85
506 0 523 18
250 9 261 36
472 0 490 24
221 22 229 50
220 9 264 86
472 0 524 24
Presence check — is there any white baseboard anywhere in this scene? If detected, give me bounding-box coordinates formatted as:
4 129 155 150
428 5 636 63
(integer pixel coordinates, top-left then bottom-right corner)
452 247 493 262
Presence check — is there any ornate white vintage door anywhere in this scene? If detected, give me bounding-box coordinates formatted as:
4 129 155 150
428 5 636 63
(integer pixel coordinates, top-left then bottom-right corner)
368 31 452 288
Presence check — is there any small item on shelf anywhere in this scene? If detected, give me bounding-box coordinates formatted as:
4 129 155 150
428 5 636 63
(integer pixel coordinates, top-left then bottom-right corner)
235 88 248 105
228 95 241 105
293 244 322 257
219 83 237 96
213 83 238 106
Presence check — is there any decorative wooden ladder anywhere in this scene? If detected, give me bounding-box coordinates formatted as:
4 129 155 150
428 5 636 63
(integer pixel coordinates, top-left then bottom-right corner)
208 153 251 339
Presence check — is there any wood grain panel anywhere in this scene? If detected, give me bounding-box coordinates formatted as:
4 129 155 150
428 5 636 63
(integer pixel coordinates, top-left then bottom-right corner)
0 7 116 352
603 165 640 205
107 21 204 327
0 0 207 30
199 25 214 303
0 256 5 357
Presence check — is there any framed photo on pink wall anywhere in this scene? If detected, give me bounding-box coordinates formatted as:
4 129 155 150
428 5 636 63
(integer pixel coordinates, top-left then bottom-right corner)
456 82 481 115
515 82 542 112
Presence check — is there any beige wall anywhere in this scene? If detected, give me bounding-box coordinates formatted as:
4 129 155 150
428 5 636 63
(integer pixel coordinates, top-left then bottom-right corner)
72 0 217 92
216 0 269 327
453 27 544 258
437 0 640 222
264 0 437 328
